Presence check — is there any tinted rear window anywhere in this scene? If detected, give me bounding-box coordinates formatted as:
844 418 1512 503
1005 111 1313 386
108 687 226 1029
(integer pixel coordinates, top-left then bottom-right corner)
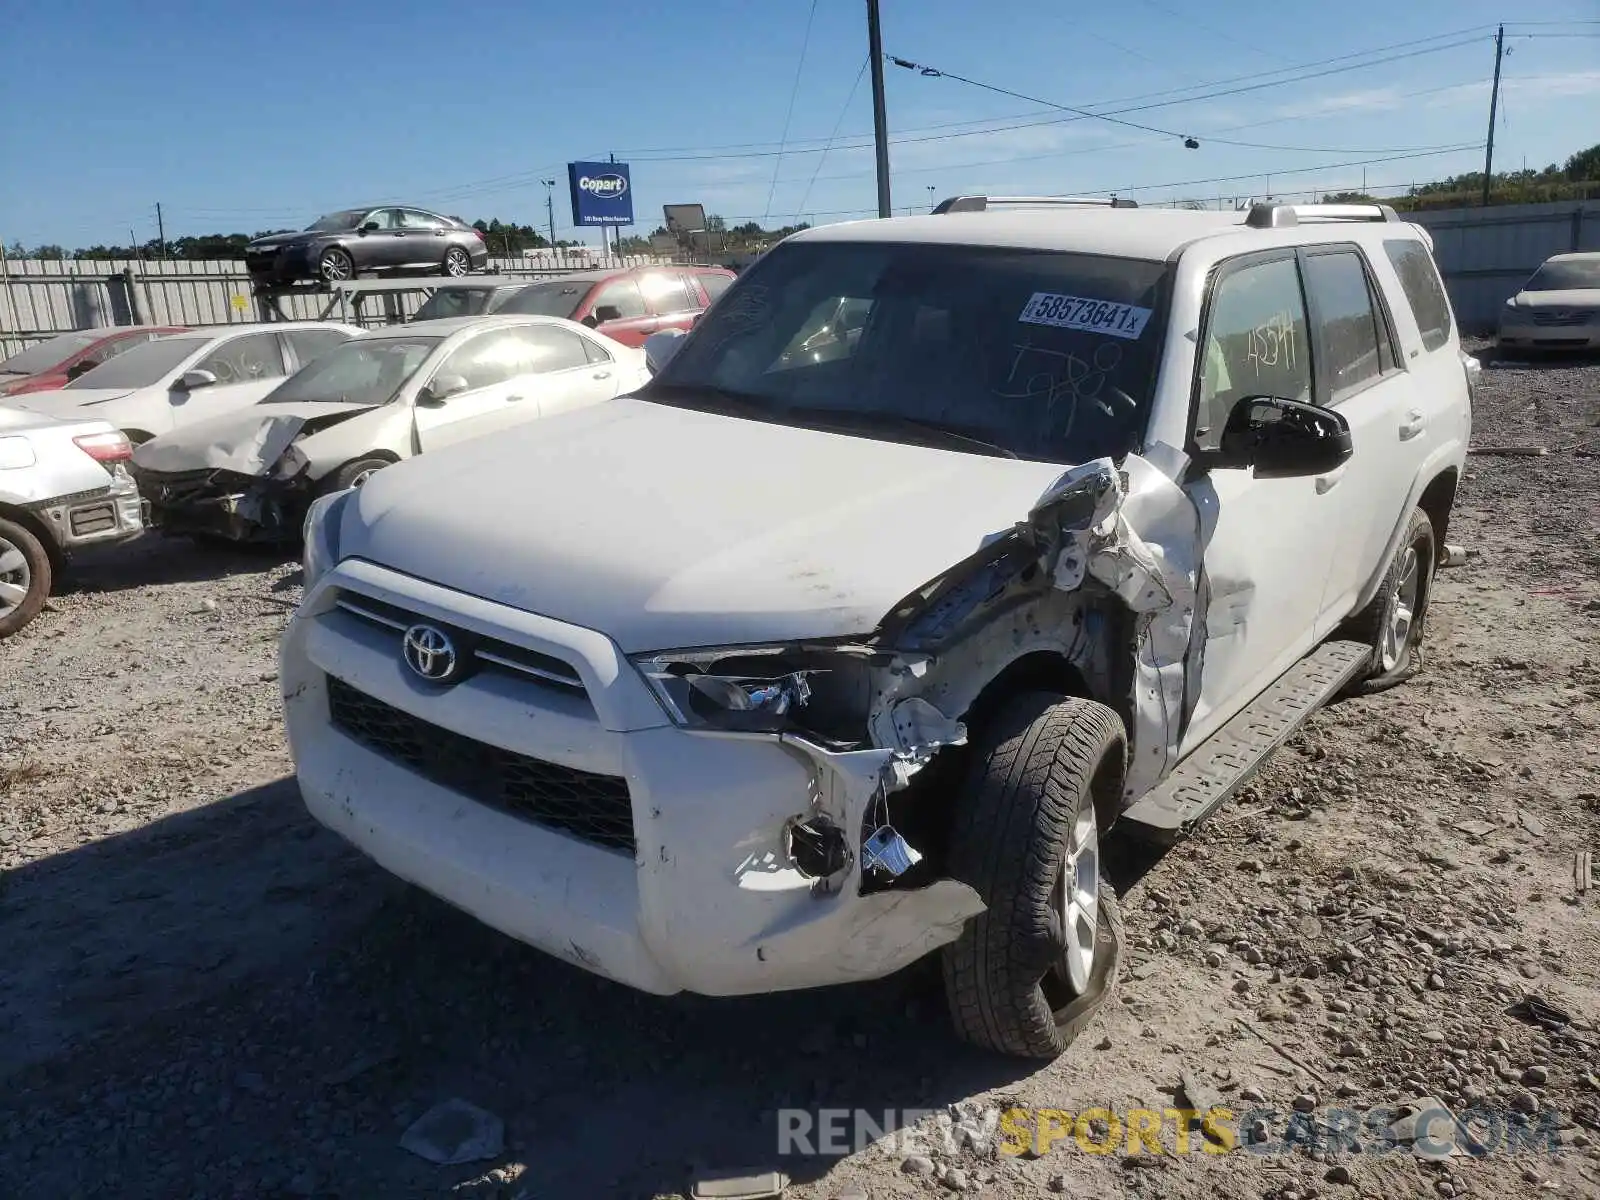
498 281 590 319
1383 239 1453 352
0 331 102 375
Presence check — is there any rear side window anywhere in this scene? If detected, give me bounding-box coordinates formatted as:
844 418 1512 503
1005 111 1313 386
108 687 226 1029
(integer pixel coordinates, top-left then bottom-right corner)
197 332 286 384
1383 239 1453 352
698 272 734 302
1301 250 1392 402
284 329 351 367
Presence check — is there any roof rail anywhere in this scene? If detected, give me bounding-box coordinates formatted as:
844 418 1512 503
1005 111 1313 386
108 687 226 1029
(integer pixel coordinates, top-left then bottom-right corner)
1245 202 1401 229
931 194 1138 214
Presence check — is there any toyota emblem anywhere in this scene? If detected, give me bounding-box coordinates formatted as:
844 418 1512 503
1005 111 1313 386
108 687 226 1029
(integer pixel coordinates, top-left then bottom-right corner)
402 623 460 683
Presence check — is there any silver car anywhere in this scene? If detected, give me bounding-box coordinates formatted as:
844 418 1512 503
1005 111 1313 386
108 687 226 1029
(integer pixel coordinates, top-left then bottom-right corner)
1498 251 1600 353
0 409 145 638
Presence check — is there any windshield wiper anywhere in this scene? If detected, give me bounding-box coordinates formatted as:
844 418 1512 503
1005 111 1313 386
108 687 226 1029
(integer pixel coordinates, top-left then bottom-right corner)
782 407 1018 459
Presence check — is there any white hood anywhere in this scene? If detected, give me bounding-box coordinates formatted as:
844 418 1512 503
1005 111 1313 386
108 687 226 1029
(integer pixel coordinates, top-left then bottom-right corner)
338 398 1070 653
134 401 380 474
7 386 137 416
1511 289 1600 309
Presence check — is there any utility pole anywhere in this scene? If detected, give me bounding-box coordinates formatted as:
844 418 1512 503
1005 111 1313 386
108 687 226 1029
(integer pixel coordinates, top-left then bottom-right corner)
541 179 556 254
926 185 936 212
1482 24 1505 208
867 0 892 218
155 203 166 259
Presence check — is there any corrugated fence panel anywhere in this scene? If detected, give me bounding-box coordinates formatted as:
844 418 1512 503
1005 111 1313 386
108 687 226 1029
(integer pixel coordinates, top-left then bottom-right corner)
3 251 675 355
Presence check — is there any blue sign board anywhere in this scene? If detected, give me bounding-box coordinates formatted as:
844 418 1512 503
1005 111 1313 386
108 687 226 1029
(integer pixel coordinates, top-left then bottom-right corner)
568 161 633 227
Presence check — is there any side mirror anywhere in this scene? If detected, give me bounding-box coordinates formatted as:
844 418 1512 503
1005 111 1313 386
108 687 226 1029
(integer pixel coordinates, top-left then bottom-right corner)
1215 395 1352 478
422 373 468 403
643 329 687 374
580 313 600 328
65 361 95 380
177 368 218 391
592 304 623 324
360 222 380 234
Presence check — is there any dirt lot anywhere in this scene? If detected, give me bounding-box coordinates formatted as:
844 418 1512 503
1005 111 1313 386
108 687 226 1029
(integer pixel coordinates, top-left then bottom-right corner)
1 348 1597 1200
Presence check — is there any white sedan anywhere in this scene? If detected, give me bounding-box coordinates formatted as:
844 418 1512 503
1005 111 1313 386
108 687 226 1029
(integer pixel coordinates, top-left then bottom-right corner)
131 314 650 542
2 322 362 443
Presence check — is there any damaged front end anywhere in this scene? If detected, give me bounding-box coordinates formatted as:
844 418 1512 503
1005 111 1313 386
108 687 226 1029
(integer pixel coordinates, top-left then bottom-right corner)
654 455 1199 937
135 463 315 544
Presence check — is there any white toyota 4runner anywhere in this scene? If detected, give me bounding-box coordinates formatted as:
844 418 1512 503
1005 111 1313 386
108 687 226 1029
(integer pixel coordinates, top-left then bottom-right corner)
282 197 1473 1059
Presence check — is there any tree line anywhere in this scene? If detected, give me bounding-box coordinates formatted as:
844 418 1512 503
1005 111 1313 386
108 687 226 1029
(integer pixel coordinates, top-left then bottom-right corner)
1322 142 1600 210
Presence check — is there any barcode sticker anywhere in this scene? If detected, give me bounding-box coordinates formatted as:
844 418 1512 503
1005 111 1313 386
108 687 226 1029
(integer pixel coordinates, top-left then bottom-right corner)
1018 293 1152 340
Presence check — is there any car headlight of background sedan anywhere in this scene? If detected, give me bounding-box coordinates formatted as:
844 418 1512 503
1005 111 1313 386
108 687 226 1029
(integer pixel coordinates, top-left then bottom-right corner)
301 488 353 591
630 644 875 742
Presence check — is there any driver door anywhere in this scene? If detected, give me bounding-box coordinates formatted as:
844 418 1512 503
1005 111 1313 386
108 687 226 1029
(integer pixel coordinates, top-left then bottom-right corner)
1179 251 1344 753
413 326 546 452
169 331 290 429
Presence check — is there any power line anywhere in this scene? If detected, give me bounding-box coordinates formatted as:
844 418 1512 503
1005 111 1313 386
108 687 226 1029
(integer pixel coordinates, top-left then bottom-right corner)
764 0 821 220
793 58 870 224
1131 0 1286 61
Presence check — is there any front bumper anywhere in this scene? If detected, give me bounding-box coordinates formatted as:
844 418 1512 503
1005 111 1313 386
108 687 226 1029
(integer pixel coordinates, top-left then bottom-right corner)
246 244 316 286
282 558 981 997
134 466 304 542
33 468 146 552
1498 314 1600 350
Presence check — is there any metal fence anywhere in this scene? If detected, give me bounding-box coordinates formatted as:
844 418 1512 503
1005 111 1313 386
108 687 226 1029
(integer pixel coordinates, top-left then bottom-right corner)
1410 200 1598 335
0 252 671 357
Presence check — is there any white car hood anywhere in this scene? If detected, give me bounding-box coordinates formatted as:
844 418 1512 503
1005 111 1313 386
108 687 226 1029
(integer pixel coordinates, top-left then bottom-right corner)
1511 289 1600 309
341 398 1071 653
134 401 379 474
7 386 138 415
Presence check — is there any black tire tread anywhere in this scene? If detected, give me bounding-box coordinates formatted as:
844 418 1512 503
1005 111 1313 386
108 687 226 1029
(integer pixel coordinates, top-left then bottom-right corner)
0 516 53 640
941 692 1125 1059
1343 506 1435 694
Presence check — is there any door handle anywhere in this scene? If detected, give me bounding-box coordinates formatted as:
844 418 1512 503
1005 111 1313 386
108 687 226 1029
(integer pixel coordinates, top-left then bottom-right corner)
593 370 611 380
1314 465 1347 494
1399 409 1425 441
506 394 525 402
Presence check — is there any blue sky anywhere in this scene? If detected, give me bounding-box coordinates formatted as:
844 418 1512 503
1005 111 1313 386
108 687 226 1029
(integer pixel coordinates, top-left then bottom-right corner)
1 0 1596 250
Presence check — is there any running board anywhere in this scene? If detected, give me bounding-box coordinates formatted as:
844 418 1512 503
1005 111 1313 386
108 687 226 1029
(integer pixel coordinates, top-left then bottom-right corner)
1120 639 1370 843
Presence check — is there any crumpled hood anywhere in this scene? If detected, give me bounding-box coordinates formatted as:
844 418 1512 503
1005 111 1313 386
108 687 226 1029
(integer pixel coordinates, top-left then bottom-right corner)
133 401 378 474
7 386 137 416
1510 289 1600 310
341 398 1071 653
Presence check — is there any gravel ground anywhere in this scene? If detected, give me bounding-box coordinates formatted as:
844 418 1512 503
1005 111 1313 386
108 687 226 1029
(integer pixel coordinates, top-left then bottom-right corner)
1 347 1597 1199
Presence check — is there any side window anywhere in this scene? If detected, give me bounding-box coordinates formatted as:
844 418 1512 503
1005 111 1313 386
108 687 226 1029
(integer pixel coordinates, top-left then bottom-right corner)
284 329 350 368
1302 250 1391 402
196 332 286 385
580 333 613 364
402 209 447 230
519 326 591 373
83 334 149 367
362 209 400 231
1383 239 1453 353
638 272 695 315
590 279 648 320
1194 256 1311 452
433 329 539 392
698 272 734 303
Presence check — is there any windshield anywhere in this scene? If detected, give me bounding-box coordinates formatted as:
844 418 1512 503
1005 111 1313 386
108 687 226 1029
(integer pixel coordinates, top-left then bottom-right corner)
64 335 205 389
647 242 1169 463
305 209 366 233
261 335 441 405
498 279 591 319
0 331 103 375
1524 257 1600 292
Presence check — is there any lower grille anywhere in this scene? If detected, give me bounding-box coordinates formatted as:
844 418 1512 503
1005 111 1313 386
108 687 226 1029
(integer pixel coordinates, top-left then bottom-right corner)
68 502 116 536
1531 310 1588 327
325 676 635 855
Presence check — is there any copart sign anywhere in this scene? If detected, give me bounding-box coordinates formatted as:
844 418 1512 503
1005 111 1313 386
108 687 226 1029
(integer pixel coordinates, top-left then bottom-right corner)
568 161 634 227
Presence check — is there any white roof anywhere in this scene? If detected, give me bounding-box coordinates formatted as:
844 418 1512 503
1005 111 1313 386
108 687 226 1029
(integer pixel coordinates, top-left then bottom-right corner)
354 313 575 339
792 207 1249 261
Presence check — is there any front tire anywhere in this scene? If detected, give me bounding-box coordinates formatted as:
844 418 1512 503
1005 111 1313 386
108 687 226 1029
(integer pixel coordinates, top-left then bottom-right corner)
0 517 53 640
318 247 355 283
328 457 390 491
1344 506 1435 693
941 693 1126 1059
441 247 471 277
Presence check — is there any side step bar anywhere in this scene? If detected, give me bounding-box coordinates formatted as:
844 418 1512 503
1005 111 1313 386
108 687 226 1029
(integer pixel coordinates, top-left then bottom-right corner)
1120 639 1370 844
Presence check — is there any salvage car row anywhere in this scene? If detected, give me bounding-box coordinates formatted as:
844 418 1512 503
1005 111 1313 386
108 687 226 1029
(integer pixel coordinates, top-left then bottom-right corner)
0 263 738 637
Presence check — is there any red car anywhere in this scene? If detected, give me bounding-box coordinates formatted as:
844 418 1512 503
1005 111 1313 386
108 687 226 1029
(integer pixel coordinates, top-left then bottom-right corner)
497 265 735 347
0 327 190 398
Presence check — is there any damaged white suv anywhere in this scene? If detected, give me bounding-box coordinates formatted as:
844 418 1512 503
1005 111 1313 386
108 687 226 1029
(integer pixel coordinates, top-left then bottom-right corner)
282 197 1472 1059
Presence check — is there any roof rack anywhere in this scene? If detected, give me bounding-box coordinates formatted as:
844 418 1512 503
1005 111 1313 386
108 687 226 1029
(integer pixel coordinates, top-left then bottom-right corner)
931 194 1138 214
1244 202 1401 229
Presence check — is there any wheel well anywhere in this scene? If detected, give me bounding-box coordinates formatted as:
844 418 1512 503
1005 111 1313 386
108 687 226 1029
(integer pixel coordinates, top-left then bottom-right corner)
1418 469 1457 549
0 502 65 575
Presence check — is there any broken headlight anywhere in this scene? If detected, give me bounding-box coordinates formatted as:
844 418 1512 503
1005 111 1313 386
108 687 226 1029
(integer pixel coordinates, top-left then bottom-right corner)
301 488 352 591
630 645 873 742
274 444 311 480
